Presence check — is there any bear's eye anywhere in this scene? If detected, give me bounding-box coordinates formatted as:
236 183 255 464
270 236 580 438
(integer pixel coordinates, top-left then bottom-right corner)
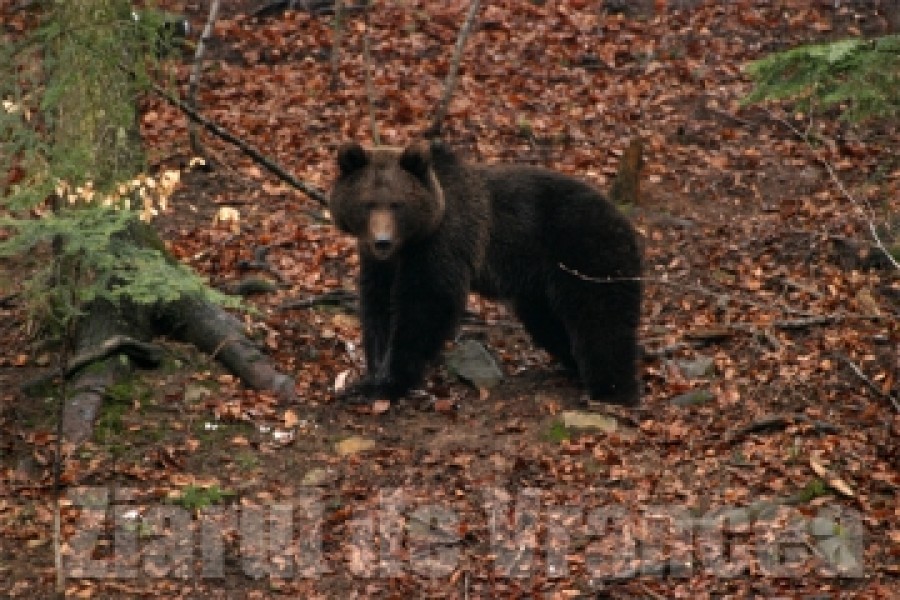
364 201 376 211
389 202 401 210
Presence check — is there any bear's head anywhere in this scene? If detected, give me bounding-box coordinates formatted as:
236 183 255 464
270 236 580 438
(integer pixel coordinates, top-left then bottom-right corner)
329 142 445 261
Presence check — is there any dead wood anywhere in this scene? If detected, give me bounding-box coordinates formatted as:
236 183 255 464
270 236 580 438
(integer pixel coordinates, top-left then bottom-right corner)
330 0 344 91
280 289 357 311
149 80 329 207
39 223 297 443
21 334 162 395
187 0 221 156
835 352 900 412
157 294 296 401
253 0 365 19
426 0 481 137
61 298 153 443
608 138 644 206
728 413 842 444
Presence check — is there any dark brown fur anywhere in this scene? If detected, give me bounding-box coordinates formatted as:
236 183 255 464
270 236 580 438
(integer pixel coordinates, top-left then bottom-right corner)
329 140 642 405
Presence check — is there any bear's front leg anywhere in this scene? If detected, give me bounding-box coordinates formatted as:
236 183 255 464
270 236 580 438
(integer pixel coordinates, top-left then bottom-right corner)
358 257 394 372
382 260 467 397
337 258 396 404
342 257 467 402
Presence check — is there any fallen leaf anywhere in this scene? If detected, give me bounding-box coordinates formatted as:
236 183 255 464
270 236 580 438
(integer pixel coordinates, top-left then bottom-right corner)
300 468 336 486
371 399 391 414
810 453 856 498
434 398 456 413
335 436 376 457
334 369 351 392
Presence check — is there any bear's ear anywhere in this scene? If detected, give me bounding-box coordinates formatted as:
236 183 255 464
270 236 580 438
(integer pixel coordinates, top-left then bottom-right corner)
399 141 432 183
337 143 368 175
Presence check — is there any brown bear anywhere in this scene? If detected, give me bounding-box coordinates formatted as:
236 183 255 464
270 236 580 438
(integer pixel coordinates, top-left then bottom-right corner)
329 140 642 405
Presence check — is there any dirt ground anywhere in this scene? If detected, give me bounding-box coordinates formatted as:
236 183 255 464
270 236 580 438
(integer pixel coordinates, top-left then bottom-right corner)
1 0 898 598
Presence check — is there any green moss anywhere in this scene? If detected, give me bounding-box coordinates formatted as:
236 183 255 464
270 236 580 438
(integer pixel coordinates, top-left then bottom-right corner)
542 419 571 444
170 484 235 511
788 479 830 504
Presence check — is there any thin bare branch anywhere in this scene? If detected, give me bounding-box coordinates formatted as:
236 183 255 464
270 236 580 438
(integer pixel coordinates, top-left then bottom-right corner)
362 3 380 145
428 0 481 136
187 0 221 155
148 80 330 206
330 0 344 91
558 263 884 323
770 111 899 272
835 352 900 413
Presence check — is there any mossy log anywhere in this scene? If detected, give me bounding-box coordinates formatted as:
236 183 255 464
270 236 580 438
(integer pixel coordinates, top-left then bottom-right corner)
58 222 295 443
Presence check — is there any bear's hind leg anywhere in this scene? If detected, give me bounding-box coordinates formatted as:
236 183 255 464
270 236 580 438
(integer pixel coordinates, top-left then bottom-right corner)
554 281 641 406
514 294 577 372
362 255 468 399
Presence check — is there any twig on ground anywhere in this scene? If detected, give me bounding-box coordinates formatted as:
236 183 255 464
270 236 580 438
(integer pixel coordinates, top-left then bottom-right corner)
638 583 668 600
729 413 842 443
187 0 221 155
835 352 900 413
706 105 755 128
427 0 481 136
148 80 329 206
280 289 357 311
641 342 692 358
768 110 899 272
774 315 840 330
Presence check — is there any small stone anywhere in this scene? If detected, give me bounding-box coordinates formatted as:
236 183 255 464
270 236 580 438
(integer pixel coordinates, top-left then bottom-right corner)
445 340 504 389
561 410 617 433
671 389 715 407
674 355 716 379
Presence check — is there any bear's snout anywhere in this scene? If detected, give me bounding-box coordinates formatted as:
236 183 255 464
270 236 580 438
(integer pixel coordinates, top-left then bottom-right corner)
368 208 397 259
372 237 393 253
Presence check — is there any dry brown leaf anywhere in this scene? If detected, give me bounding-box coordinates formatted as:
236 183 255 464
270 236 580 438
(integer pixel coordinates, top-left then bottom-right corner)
333 369 351 393
810 453 856 498
434 398 456 414
335 436 376 457
371 399 391 414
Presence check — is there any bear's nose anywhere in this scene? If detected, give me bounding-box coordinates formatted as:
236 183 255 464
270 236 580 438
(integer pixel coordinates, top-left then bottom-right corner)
373 238 392 252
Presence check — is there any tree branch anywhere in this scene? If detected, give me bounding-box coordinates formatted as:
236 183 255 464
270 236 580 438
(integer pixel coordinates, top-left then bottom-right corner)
427 0 481 137
835 352 900 413
149 81 329 206
187 0 221 155
362 2 380 145
769 111 899 272
330 0 344 91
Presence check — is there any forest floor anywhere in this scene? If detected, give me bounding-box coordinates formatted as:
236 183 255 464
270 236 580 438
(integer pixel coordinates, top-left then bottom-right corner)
1 0 898 598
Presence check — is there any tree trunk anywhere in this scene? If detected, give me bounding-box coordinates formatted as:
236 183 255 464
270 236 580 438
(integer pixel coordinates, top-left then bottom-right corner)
57 223 296 443
15 0 298 443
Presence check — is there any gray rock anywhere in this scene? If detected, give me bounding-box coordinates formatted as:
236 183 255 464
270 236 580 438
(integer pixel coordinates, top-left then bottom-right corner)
670 388 715 407
674 355 716 379
446 340 504 389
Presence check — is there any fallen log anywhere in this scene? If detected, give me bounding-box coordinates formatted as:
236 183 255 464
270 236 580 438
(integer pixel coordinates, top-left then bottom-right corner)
24 222 296 443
